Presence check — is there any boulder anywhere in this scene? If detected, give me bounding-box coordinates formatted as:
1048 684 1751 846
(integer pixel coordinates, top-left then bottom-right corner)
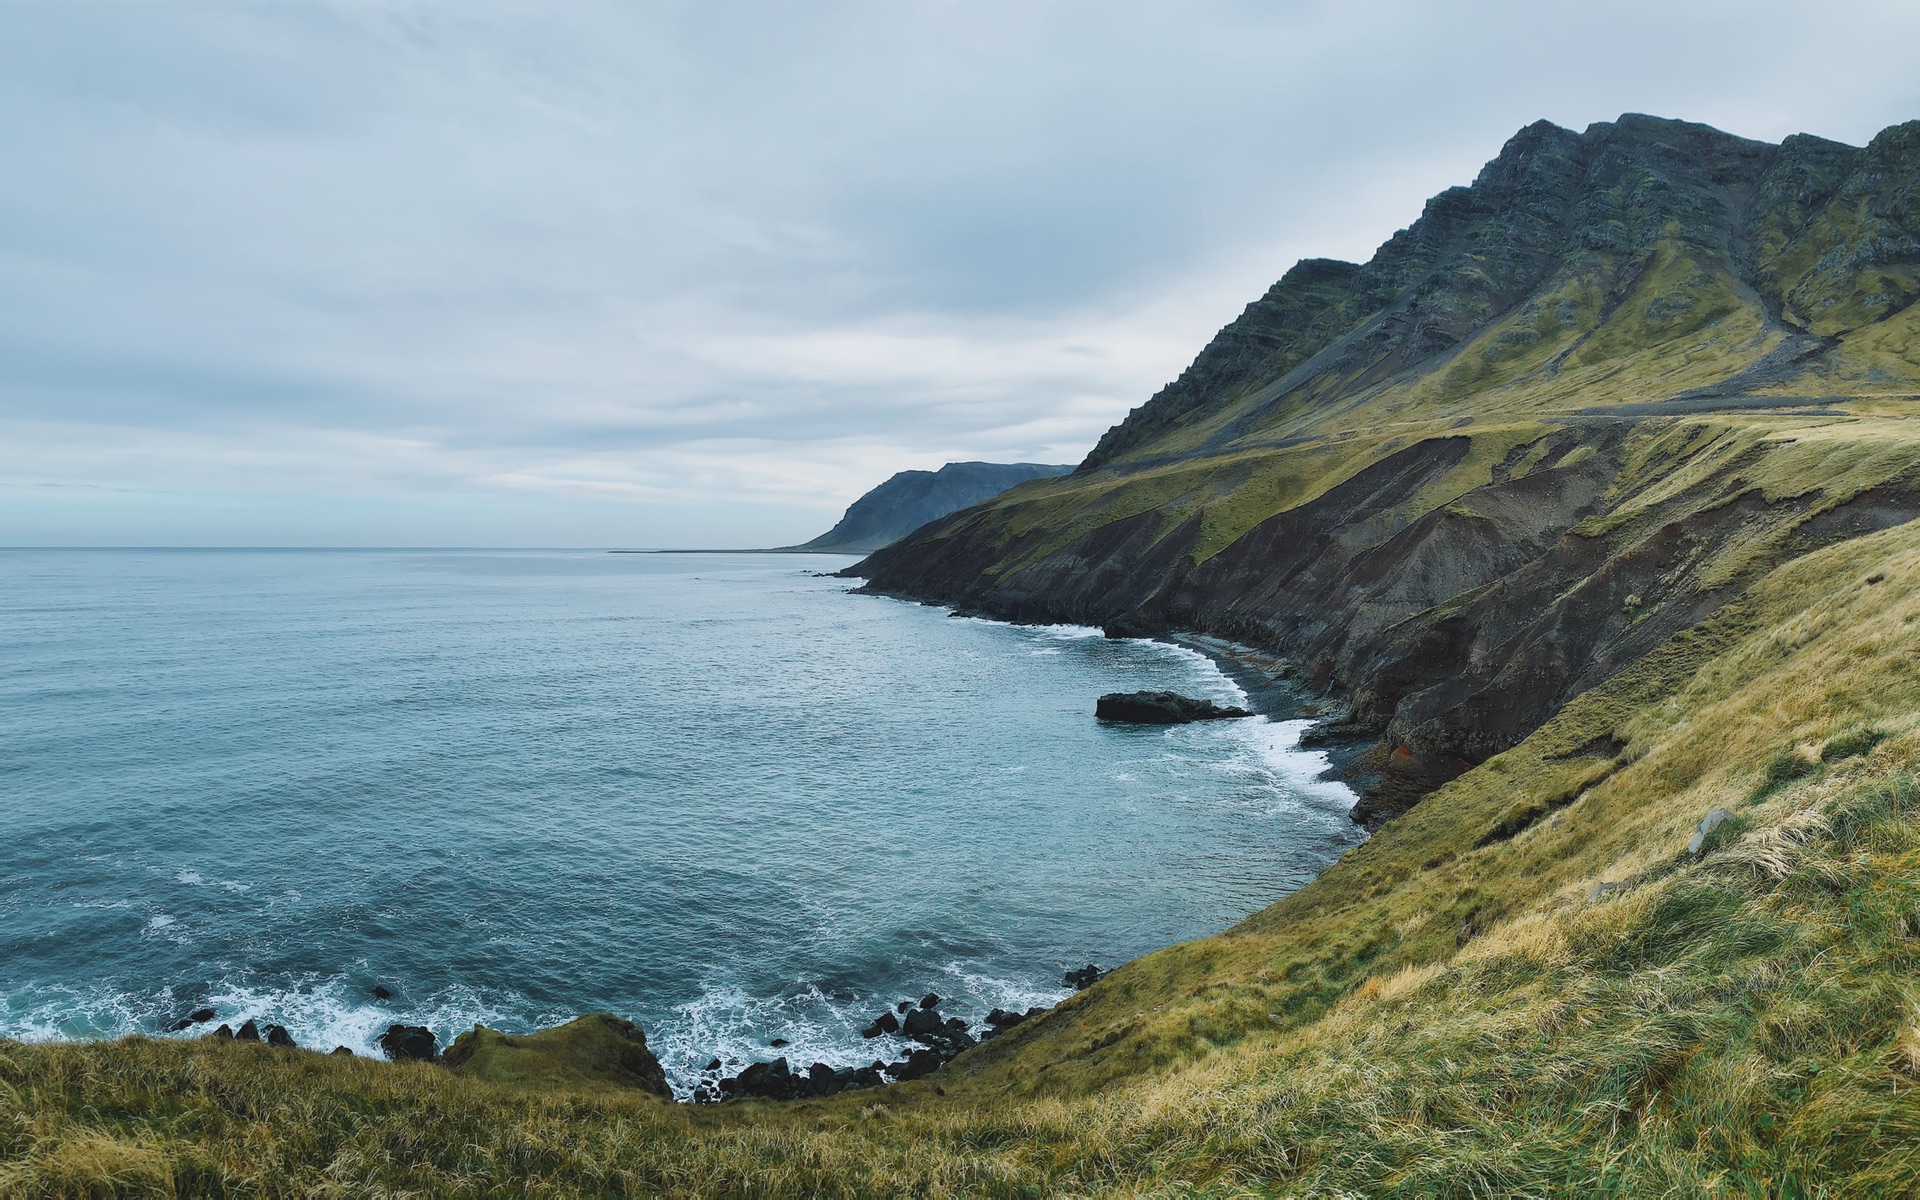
165 1007 217 1033
895 1000 913 1013
736 1057 796 1100
885 1047 944 1082
768 1037 789 1048
919 993 941 1009
901 1007 945 1041
440 1014 668 1098
371 985 393 1000
234 1019 262 1043
208 1024 233 1040
703 1058 722 1072
264 1024 296 1048
1063 964 1104 990
330 1046 354 1056
1095 691 1252 724
378 1023 438 1062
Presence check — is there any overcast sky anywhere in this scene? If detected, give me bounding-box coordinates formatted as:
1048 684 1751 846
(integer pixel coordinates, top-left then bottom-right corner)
3 1 1917 547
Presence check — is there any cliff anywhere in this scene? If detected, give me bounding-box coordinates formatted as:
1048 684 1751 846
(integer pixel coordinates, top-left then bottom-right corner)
855 114 1920 822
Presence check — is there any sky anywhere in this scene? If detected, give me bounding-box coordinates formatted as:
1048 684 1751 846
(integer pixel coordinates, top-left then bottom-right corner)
3 1 1917 548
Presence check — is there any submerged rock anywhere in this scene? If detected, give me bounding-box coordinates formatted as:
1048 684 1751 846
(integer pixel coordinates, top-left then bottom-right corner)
1095 691 1251 724
378 1023 437 1062
371 985 393 1000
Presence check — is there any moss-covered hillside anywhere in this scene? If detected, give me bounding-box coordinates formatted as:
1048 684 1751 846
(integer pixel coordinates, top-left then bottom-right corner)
8 114 1920 1197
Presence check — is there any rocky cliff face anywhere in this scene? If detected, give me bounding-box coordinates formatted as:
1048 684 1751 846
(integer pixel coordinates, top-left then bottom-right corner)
794 461 1072 553
853 115 1920 824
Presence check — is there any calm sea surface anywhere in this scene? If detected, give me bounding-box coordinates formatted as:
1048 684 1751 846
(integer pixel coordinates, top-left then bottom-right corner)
0 549 1361 1092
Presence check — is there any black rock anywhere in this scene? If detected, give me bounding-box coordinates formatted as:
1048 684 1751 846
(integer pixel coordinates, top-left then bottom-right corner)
1063 964 1105 990
371 985 393 1000
808 1061 835 1091
769 1037 790 1048
919 992 941 1009
378 1023 437 1062
1101 613 1158 640
165 1006 217 1033
985 1008 1026 1029
264 1024 296 1048
871 1010 900 1034
896 1000 913 1013
209 1024 233 1040
901 1007 945 1041
1096 691 1252 724
704 1058 723 1072
736 1057 796 1099
234 1019 262 1043
886 1047 944 1082
330 1046 354 1056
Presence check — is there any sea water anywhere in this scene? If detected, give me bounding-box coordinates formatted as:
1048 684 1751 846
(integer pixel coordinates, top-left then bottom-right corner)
0 549 1362 1093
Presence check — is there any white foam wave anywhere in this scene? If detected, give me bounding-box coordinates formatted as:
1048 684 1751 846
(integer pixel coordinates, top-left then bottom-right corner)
648 966 1075 1099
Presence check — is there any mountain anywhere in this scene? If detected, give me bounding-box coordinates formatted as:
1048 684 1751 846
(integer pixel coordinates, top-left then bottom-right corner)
854 113 1920 822
790 461 1072 553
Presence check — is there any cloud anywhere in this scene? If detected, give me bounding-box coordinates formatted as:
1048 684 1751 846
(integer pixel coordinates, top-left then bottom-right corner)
2 0 1917 544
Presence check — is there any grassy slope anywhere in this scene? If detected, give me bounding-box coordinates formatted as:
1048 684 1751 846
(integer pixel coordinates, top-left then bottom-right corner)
11 450 1920 1195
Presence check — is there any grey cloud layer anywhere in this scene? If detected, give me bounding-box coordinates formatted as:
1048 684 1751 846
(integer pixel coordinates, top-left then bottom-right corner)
2 0 1917 544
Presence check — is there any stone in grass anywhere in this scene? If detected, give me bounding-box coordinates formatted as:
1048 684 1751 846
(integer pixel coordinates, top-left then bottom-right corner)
1688 808 1735 856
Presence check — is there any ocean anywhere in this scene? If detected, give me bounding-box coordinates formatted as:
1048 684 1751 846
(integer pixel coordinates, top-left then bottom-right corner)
0 548 1362 1093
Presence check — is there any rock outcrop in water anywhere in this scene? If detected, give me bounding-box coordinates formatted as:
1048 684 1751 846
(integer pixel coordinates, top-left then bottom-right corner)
1095 691 1252 724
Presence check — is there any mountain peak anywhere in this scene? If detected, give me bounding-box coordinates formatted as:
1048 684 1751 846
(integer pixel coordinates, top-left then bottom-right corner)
1081 114 1920 471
